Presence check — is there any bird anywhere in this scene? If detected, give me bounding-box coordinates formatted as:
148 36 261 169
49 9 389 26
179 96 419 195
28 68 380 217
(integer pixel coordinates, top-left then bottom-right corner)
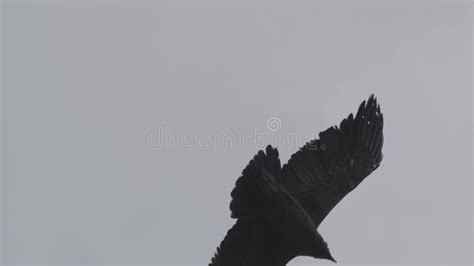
209 94 384 265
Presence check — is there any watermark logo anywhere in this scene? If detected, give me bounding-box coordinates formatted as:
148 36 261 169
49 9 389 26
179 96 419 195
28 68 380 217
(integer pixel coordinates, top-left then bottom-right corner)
147 117 324 152
266 117 282 132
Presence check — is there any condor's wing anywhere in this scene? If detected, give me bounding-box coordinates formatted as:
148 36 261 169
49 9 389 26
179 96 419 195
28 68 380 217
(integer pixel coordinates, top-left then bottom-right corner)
280 95 384 227
210 146 289 266
209 219 264 266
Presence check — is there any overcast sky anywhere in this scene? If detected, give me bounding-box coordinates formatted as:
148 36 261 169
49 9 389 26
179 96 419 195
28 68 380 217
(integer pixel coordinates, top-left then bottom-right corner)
2 2 472 265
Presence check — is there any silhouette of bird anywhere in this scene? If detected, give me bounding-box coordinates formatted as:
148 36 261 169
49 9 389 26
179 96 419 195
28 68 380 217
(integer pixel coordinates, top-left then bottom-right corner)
210 95 384 265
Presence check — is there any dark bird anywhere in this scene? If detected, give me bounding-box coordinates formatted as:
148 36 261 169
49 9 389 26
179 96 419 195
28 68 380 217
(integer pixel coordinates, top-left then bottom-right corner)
210 95 384 265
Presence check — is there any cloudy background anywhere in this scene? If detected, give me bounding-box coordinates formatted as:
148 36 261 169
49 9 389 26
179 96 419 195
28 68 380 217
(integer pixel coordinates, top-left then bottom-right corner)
2 2 472 265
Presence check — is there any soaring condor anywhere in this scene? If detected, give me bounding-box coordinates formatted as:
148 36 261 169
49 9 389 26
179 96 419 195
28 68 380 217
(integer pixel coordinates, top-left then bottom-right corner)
210 95 384 265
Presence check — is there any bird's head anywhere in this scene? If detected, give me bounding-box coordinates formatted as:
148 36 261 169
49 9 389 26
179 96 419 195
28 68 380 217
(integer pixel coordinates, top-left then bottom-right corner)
317 248 337 263
306 232 337 263
304 243 336 263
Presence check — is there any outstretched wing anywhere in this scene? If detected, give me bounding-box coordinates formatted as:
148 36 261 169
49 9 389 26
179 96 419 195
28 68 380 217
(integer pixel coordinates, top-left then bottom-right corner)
210 146 288 266
211 145 337 265
280 94 384 227
209 219 261 266
230 145 281 219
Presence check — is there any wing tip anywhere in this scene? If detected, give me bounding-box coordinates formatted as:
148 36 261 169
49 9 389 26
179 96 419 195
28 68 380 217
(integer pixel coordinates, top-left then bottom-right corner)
231 146 282 219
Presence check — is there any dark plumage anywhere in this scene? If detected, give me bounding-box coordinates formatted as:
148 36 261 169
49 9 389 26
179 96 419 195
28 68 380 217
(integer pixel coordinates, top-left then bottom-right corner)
210 95 384 265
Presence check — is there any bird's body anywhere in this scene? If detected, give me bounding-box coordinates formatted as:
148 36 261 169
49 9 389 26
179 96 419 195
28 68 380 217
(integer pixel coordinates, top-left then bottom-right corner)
210 95 384 265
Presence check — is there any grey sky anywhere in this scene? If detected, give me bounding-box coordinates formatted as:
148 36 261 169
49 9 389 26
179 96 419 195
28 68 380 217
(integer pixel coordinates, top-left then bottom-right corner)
2 2 472 265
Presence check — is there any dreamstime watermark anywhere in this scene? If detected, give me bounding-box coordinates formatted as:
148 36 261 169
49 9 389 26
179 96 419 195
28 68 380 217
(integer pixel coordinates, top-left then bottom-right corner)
266 117 282 132
147 117 326 151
